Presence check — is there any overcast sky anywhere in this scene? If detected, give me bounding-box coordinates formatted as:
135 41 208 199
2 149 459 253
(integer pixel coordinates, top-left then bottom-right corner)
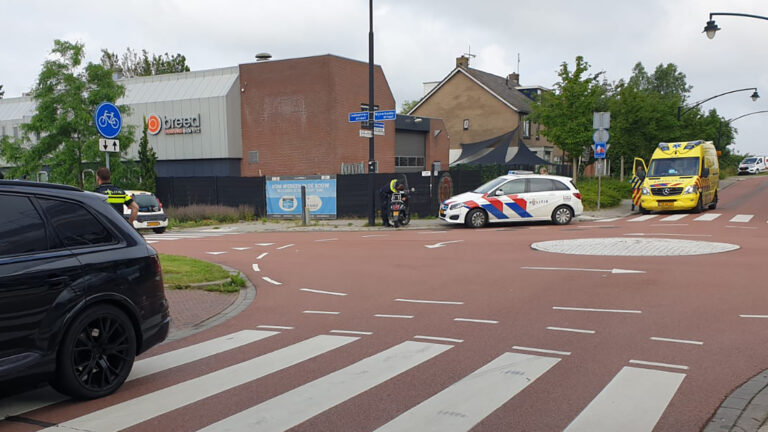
3 0 768 156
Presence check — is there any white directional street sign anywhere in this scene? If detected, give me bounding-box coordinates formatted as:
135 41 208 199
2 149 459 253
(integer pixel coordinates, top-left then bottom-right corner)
99 138 120 152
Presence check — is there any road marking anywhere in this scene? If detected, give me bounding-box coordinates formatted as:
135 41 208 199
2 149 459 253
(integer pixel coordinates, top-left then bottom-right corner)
277 244 294 250
42 335 358 432
626 232 710 237
257 325 294 330
629 359 689 370
418 230 448 234
330 330 373 335
303 310 340 315
315 238 338 242
256 252 268 260
362 234 388 238
547 326 596 334
553 306 642 314
374 314 414 319
143 236 179 240
522 266 645 274
395 298 464 305
594 217 622 222
628 215 658 222
232 247 251 251
146 240 158 244
564 366 685 432
650 337 703 345
262 276 282 285
649 223 689 227
251 264 260 272
199 341 452 432
693 213 721 221
740 314 768 318
205 251 227 255
414 335 464 343
512 346 571 356
726 225 758 229
425 240 464 249
659 214 687 221
300 288 347 296
454 318 499 324
255 243 275 246
0 330 280 419
730 214 754 223
375 352 560 432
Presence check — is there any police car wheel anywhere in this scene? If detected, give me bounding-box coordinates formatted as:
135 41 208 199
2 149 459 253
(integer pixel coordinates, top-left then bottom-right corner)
465 208 488 228
551 205 573 225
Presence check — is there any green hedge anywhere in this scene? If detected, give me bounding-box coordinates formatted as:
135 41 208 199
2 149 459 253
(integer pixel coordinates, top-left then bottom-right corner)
576 177 632 210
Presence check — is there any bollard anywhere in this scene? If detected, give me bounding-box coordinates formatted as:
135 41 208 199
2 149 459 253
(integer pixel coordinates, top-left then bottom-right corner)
301 185 310 226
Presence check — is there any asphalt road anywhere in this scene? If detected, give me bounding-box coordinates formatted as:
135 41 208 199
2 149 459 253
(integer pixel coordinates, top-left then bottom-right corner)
2 175 767 432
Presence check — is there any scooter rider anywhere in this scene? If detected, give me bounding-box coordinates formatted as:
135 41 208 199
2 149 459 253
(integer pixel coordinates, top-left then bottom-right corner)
379 178 404 227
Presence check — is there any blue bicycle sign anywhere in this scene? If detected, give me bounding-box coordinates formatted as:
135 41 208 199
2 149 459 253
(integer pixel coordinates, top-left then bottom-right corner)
94 102 122 138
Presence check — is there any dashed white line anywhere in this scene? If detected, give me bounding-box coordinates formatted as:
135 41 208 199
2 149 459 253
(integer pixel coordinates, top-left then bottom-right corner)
512 346 571 356
650 337 702 345
414 335 463 343
395 298 464 305
300 288 347 296
659 214 687 221
628 215 658 222
454 318 499 324
740 314 768 318
262 277 282 285
330 330 373 335
255 243 275 246
594 217 622 222
629 360 689 370
303 310 340 315
257 325 294 330
362 234 388 238
374 314 414 319
553 306 642 314
693 213 721 221
205 251 227 255
315 238 338 242
547 327 596 334
726 226 758 229
252 264 260 272
730 214 753 223
257 253 268 260
277 244 295 250
232 247 252 251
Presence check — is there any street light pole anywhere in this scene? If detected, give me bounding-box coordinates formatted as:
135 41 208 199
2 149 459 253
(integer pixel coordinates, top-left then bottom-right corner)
677 87 759 121
367 0 376 226
717 110 768 148
704 12 768 39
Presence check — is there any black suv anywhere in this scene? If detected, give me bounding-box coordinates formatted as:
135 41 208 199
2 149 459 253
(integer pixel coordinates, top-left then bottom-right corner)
0 181 170 399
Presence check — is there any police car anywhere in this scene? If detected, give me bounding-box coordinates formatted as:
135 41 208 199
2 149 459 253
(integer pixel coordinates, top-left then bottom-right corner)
124 190 169 233
439 172 583 228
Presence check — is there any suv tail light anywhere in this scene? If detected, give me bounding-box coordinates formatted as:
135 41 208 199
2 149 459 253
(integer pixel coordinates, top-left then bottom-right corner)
150 254 163 278
573 192 582 200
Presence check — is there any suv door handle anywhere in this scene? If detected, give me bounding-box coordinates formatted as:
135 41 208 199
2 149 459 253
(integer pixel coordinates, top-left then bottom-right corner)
46 276 70 289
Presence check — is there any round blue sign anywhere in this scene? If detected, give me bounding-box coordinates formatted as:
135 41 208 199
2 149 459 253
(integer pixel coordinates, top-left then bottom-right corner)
94 102 122 138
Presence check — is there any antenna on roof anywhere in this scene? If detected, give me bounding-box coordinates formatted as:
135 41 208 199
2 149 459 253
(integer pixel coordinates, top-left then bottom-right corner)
463 45 476 59
517 53 520 75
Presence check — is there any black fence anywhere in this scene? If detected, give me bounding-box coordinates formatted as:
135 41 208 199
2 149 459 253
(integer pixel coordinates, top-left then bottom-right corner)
155 165 570 219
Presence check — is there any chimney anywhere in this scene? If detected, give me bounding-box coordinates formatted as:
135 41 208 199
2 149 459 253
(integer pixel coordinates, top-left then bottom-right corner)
456 56 469 69
507 72 520 87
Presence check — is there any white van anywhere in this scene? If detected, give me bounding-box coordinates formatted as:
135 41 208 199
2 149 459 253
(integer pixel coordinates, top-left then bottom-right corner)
738 156 767 175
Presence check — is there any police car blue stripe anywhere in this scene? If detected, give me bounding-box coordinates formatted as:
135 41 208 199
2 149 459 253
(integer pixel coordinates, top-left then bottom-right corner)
504 202 533 218
481 203 508 219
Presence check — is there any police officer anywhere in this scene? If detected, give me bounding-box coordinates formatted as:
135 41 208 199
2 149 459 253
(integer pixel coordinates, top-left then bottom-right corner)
94 167 138 225
379 178 402 227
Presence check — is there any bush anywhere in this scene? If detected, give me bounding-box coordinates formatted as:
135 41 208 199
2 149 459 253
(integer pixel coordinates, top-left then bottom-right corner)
166 204 255 224
576 177 632 210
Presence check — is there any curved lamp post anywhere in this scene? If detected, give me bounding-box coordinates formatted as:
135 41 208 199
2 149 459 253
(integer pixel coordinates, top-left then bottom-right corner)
717 110 768 148
677 88 759 121
704 12 768 39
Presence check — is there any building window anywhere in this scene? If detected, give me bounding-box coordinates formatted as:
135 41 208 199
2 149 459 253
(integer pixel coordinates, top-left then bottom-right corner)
13 126 19 139
535 123 540 140
523 119 531 139
463 119 469 130
248 151 259 164
395 156 425 169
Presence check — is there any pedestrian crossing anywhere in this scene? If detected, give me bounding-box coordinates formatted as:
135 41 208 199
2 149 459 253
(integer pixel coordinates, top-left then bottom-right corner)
0 330 687 432
142 230 239 243
594 213 766 224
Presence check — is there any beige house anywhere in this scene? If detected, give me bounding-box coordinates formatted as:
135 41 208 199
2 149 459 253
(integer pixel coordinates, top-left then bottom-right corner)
408 56 562 168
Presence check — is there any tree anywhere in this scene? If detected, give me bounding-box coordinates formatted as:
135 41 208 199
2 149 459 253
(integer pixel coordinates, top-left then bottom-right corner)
627 62 691 100
529 56 609 178
0 40 133 188
100 48 190 78
400 99 419 114
138 116 157 193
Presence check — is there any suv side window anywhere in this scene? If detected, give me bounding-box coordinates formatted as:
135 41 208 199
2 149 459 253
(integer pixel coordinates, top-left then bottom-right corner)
38 198 115 247
0 194 49 256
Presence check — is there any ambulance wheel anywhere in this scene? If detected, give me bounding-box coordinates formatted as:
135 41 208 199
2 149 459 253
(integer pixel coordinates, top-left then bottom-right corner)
708 192 718 210
551 205 573 225
693 195 704 213
640 205 650 215
465 208 488 228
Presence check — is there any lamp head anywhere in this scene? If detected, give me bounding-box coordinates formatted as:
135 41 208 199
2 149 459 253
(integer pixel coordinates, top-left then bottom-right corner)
704 20 720 39
751 90 760 101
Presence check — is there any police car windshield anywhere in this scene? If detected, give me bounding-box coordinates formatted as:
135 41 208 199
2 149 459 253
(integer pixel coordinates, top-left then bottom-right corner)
472 177 509 194
743 158 757 164
648 157 699 177
132 194 159 207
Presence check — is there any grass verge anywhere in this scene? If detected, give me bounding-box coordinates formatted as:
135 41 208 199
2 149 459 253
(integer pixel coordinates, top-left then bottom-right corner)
159 254 243 292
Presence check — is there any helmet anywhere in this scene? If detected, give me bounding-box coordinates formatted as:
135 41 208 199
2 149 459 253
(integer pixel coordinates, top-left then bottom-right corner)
396 183 405 191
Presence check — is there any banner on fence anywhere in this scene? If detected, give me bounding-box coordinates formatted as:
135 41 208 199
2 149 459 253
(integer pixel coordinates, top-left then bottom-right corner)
266 175 337 218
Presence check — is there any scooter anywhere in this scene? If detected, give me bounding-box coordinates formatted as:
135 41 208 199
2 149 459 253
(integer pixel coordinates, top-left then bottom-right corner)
389 189 410 228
